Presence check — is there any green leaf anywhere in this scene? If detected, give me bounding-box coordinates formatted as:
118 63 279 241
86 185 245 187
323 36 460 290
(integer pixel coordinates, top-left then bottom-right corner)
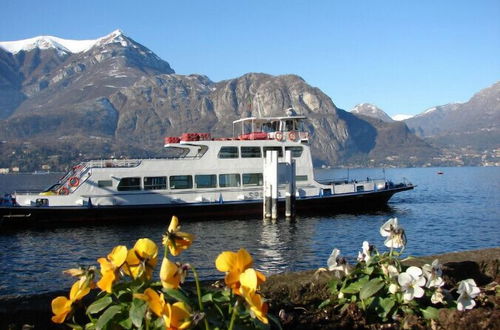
213 291 231 303
380 297 396 315
341 276 369 294
163 288 191 304
202 292 214 303
267 313 284 330
96 305 123 330
119 317 133 329
363 266 374 275
318 299 331 309
84 323 96 330
360 278 385 300
87 295 113 314
328 279 340 293
130 298 148 328
422 306 440 320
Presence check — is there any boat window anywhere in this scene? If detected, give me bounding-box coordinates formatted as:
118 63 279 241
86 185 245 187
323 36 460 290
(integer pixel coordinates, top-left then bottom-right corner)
263 146 283 157
169 175 193 189
98 180 113 188
144 176 167 190
218 146 239 159
219 174 241 187
243 173 263 186
296 175 308 181
117 177 141 191
241 146 261 158
284 120 297 131
195 175 217 188
285 146 303 157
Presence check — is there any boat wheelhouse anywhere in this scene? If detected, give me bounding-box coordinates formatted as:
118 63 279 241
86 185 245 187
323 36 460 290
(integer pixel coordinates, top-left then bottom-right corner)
1 109 414 227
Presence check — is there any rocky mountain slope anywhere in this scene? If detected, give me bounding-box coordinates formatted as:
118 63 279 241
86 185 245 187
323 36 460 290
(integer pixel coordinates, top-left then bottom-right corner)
404 82 500 150
0 31 442 170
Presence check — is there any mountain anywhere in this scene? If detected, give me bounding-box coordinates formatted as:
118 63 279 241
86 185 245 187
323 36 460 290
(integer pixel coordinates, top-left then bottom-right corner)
350 103 394 122
0 31 444 171
404 82 500 151
344 112 441 167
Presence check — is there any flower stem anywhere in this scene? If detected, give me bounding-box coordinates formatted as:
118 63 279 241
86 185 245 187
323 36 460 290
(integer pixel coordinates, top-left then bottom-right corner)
190 264 209 330
228 300 239 330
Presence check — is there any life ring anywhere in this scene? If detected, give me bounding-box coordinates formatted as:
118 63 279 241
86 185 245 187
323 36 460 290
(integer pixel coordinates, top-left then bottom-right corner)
275 132 284 141
288 131 297 141
58 187 69 195
69 177 80 187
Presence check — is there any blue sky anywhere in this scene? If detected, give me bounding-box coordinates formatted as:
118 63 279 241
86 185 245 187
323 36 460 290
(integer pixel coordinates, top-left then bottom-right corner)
1 0 499 117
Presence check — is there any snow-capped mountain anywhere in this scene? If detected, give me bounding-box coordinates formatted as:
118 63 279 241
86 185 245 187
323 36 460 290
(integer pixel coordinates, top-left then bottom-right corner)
392 114 414 121
0 30 174 119
350 103 394 122
404 82 500 150
0 29 127 55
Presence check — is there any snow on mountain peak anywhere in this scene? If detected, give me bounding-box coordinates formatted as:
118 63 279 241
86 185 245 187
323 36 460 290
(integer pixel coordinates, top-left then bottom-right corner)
0 29 129 54
392 114 414 121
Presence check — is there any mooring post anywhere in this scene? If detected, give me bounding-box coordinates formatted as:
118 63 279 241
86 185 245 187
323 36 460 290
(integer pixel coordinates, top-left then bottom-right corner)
270 150 278 220
263 150 278 219
285 150 296 218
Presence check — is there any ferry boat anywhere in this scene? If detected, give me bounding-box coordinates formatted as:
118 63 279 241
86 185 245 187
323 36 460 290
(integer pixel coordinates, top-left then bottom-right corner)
0 109 414 227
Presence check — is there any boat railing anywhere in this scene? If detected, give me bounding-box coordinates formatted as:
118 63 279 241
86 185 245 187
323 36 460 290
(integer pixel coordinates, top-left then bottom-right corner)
86 159 142 168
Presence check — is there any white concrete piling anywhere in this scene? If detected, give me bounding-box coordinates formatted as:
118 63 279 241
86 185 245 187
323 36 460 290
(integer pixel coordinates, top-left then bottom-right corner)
285 150 296 218
263 149 296 220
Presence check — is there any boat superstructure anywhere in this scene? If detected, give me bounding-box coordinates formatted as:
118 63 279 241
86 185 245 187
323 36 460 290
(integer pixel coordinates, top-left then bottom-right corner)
1 109 414 226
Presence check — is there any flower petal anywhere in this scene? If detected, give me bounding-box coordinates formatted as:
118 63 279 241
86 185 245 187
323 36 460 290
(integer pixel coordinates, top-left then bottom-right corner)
134 238 158 260
398 272 412 287
160 258 181 289
51 296 72 323
236 248 253 270
170 302 192 329
215 251 237 272
240 268 259 292
108 245 128 268
168 215 180 233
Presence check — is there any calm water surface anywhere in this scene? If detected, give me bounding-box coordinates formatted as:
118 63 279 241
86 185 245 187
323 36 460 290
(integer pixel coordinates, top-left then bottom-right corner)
0 167 499 296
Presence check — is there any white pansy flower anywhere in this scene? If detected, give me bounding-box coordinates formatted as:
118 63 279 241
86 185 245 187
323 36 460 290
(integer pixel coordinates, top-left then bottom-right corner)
398 266 426 301
457 279 480 311
382 264 399 279
389 283 399 294
327 248 351 277
357 241 373 263
422 259 444 288
431 288 445 304
380 218 407 249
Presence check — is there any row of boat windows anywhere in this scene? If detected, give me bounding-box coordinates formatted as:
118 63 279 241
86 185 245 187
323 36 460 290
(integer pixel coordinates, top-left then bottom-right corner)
100 173 308 191
218 146 303 159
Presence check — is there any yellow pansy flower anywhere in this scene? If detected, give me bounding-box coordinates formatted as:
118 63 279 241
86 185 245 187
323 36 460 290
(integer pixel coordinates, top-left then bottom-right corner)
162 216 194 256
240 286 269 324
51 280 91 324
97 245 128 293
165 301 192 329
160 257 186 289
239 268 268 323
124 238 158 280
134 288 191 329
215 248 265 295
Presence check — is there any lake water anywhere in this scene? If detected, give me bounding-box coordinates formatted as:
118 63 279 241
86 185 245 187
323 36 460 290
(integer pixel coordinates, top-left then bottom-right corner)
0 167 499 297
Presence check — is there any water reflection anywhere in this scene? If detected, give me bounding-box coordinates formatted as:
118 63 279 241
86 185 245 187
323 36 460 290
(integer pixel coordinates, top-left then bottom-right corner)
1 167 499 297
